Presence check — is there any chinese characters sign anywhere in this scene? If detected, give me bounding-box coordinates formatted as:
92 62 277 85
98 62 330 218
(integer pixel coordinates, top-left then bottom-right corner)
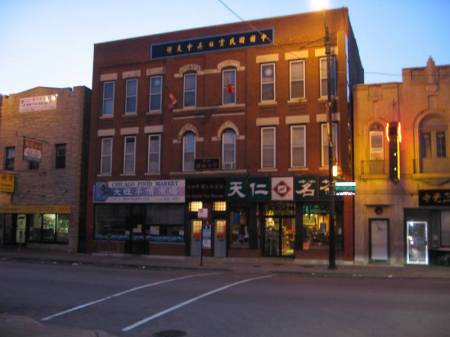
419 190 450 207
0 172 15 193
94 180 185 203
186 178 226 199
227 177 271 202
194 158 220 171
151 29 273 59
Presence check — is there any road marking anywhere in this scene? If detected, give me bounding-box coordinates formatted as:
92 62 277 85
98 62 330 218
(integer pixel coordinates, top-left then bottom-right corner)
122 274 275 332
41 272 221 321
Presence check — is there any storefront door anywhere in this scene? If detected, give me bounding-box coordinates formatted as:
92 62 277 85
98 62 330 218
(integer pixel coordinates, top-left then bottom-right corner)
264 217 295 257
406 221 429 265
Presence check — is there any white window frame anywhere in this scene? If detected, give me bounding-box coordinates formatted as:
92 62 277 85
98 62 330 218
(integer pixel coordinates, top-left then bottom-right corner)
289 60 305 100
149 75 163 112
369 130 384 160
321 123 338 167
222 129 236 170
100 137 113 175
290 125 306 168
125 78 138 114
182 132 196 172
147 134 161 174
261 127 276 169
320 56 336 98
102 81 115 115
222 68 237 105
260 63 275 102
123 135 136 175
183 73 197 108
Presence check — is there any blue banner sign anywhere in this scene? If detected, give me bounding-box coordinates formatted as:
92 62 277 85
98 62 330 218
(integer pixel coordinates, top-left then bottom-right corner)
151 29 274 59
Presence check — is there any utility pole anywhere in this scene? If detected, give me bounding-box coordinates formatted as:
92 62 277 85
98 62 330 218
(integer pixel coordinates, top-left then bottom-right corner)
325 24 336 270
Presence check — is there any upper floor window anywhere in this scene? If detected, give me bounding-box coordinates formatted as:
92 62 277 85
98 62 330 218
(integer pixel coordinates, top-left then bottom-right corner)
320 56 336 97
29 161 39 170
290 60 305 100
261 63 275 101
125 79 138 114
183 73 197 108
369 123 384 160
123 136 136 175
4 147 15 171
321 123 338 167
148 134 161 174
222 68 236 105
290 125 306 168
420 115 447 164
100 138 113 175
261 127 276 169
55 144 66 169
222 129 236 170
149 75 163 112
102 81 115 115
183 132 196 172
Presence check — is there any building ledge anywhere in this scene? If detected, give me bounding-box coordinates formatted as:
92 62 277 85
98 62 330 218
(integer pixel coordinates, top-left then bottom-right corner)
412 173 450 184
360 174 389 181
173 104 245 113
169 169 247 176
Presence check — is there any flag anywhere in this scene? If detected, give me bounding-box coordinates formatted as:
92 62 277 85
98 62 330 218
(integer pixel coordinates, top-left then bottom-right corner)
225 84 235 94
168 92 177 109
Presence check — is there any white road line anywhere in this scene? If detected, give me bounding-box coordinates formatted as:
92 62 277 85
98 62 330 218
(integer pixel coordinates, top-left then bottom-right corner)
122 274 275 332
41 272 221 321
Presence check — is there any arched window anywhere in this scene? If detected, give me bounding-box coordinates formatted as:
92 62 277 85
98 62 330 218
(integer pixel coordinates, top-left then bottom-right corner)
182 132 196 172
419 114 448 173
222 129 236 169
369 123 384 160
222 68 236 105
183 72 197 107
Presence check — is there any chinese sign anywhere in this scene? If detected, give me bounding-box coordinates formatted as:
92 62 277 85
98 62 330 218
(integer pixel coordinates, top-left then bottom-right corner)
23 138 43 162
19 95 57 112
151 29 273 59
272 177 294 201
0 172 15 193
93 180 185 203
186 178 226 199
227 177 271 202
195 158 220 171
419 190 450 207
294 176 318 200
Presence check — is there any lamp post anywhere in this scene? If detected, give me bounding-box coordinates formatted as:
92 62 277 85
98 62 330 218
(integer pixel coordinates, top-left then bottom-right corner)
325 23 336 270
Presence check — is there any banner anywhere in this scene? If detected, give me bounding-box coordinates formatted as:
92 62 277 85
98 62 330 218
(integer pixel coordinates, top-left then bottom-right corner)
0 172 15 193
94 180 185 203
19 95 57 112
23 138 43 162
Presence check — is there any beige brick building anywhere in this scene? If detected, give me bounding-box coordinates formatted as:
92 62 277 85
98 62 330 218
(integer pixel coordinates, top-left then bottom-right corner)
354 58 450 265
0 86 91 252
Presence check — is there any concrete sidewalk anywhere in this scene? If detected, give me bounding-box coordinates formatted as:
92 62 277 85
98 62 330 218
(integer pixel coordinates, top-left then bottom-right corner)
1 247 449 280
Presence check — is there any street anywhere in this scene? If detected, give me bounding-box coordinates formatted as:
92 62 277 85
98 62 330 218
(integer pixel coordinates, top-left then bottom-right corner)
0 260 449 337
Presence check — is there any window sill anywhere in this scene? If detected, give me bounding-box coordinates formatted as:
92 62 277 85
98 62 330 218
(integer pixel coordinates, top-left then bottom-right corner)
318 96 338 102
169 169 248 176
173 107 197 113
146 111 162 115
360 174 388 180
120 173 136 176
97 173 112 177
288 98 307 105
258 101 277 107
288 167 308 172
258 168 278 172
145 172 161 176
122 113 138 117
99 115 113 119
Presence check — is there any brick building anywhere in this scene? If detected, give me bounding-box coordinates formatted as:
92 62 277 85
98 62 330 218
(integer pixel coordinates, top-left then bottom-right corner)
354 58 450 265
0 86 91 253
87 8 363 260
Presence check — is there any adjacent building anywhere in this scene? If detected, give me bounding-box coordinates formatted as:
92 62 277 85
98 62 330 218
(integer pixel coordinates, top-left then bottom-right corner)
86 8 363 260
0 86 91 253
354 58 450 265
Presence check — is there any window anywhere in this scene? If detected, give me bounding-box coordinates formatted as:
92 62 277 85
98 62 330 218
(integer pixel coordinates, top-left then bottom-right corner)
123 136 136 175
291 125 306 168
183 132 196 172
369 130 384 160
437 132 446 158
320 57 336 97
420 132 432 158
29 213 68 243
261 127 276 169
4 147 15 170
102 81 115 115
261 63 275 101
222 68 236 104
222 129 236 170
183 73 197 107
29 161 39 170
230 209 249 248
147 134 161 174
149 75 163 112
290 60 305 100
55 144 66 169
420 115 447 159
125 79 138 114
189 201 203 212
321 123 338 167
100 138 113 175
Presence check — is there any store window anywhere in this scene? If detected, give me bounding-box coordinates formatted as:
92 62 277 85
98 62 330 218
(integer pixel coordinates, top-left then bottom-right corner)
261 63 275 101
4 147 15 170
28 213 69 243
321 123 338 167
146 204 184 242
149 75 163 112
183 72 197 107
183 132 196 172
100 137 113 175
229 209 249 248
95 204 131 240
147 134 161 174
102 81 115 115
222 68 236 104
125 78 138 114
320 56 336 97
222 129 236 170
213 201 227 212
189 201 203 213
302 204 342 250
55 144 66 169
290 60 305 100
123 136 136 175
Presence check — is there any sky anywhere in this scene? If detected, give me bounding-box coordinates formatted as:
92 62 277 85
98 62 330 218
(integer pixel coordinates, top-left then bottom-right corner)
1 0 449 94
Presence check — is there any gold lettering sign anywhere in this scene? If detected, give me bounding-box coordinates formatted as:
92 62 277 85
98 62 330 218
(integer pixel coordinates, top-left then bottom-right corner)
0 172 15 193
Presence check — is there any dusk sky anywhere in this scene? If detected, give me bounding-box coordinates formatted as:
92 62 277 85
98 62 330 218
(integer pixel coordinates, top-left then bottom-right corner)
1 0 449 94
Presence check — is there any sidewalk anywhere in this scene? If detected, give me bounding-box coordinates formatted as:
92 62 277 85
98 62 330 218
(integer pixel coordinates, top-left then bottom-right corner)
1 246 449 280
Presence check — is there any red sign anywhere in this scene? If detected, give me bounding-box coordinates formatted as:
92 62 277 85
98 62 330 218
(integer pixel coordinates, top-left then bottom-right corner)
271 177 294 201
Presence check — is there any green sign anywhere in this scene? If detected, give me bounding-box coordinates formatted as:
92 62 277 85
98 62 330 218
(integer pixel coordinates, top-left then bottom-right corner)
335 181 356 196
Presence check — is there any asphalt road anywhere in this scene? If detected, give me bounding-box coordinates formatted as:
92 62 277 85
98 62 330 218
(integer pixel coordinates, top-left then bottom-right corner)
0 260 449 337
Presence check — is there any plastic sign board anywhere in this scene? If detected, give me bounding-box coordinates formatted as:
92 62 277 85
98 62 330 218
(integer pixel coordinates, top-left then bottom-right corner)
335 181 356 196
202 223 212 249
198 208 208 219
271 177 294 201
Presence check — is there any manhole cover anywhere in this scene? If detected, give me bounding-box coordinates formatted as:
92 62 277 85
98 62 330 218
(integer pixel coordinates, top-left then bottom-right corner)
153 330 187 337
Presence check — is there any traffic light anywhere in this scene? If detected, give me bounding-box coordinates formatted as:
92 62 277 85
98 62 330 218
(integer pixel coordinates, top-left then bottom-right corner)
386 122 401 183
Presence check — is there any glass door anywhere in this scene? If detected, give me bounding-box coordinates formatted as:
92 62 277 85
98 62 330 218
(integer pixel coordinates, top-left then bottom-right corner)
406 221 428 265
281 217 295 257
264 217 280 256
